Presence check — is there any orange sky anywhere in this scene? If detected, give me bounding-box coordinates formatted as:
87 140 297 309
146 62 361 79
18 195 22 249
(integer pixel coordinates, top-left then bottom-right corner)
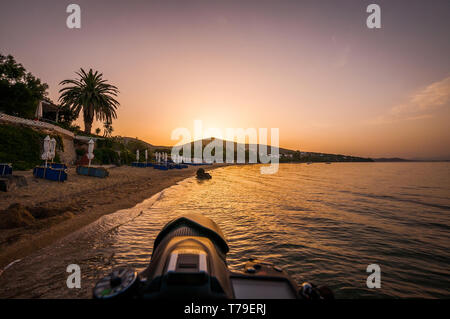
1 0 449 159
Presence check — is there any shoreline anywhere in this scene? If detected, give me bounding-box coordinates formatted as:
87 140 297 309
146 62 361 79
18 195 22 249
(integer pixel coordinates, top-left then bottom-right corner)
0 164 226 269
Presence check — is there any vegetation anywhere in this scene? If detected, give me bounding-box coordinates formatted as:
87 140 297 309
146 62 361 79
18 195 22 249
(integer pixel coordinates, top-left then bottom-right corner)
0 54 49 118
56 104 79 127
0 124 63 170
86 137 149 166
103 121 113 137
278 152 373 163
59 68 120 134
175 139 373 163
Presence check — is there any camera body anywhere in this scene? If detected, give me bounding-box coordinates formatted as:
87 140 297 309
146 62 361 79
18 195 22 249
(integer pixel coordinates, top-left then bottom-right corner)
93 214 327 299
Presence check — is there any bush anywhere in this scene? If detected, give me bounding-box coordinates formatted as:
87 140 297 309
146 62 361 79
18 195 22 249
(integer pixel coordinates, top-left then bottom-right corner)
0 124 64 170
96 139 115 149
0 125 42 169
119 149 136 165
75 148 86 157
93 148 119 165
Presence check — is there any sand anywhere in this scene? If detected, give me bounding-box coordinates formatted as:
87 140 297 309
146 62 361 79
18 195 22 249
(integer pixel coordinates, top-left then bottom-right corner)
0 164 224 268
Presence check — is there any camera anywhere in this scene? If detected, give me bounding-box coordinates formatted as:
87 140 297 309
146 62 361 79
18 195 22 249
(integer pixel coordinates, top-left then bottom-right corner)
93 214 332 299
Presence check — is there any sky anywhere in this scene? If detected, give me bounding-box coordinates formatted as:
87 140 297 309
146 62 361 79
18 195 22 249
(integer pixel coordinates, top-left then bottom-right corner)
1 0 449 159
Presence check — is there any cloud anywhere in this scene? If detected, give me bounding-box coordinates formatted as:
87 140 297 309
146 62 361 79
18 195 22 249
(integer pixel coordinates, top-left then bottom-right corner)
409 76 450 110
369 76 450 125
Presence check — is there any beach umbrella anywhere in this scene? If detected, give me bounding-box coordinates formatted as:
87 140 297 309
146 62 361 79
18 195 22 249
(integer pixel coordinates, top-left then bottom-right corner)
41 135 51 166
49 138 57 162
136 150 140 162
35 101 43 120
87 139 95 167
145 149 148 163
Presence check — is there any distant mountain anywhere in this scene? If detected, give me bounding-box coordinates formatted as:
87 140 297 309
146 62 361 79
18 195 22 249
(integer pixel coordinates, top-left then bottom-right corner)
374 157 450 162
373 157 412 162
172 138 373 163
117 136 377 162
116 136 169 152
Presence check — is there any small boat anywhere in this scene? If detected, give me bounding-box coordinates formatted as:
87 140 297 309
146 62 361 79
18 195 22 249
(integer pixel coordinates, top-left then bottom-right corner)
307 162 313 165
326 162 331 164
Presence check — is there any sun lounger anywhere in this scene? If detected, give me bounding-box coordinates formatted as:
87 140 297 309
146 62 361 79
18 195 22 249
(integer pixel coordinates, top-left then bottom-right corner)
49 163 68 169
33 166 67 182
152 164 169 170
131 162 148 168
0 163 13 176
76 166 109 178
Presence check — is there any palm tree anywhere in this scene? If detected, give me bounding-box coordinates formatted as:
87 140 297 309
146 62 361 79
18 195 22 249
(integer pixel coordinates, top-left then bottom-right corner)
103 121 114 137
58 68 119 134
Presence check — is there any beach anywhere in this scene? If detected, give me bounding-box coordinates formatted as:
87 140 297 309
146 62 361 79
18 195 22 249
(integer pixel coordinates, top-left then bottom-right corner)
0 164 224 269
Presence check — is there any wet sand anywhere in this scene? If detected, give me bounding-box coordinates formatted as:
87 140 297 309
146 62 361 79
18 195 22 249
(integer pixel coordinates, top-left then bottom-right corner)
0 164 224 269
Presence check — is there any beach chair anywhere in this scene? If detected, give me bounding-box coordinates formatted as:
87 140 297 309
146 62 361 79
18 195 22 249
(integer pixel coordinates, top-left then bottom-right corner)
0 163 13 176
131 162 147 168
153 164 169 171
49 163 68 169
33 166 68 182
76 166 109 178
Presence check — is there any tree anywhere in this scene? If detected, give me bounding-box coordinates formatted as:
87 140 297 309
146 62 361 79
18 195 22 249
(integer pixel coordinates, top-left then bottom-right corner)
103 121 114 137
57 103 78 127
0 54 49 118
58 68 120 134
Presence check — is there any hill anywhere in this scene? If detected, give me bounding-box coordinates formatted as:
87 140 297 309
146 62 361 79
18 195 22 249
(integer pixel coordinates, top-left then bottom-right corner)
169 137 373 163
